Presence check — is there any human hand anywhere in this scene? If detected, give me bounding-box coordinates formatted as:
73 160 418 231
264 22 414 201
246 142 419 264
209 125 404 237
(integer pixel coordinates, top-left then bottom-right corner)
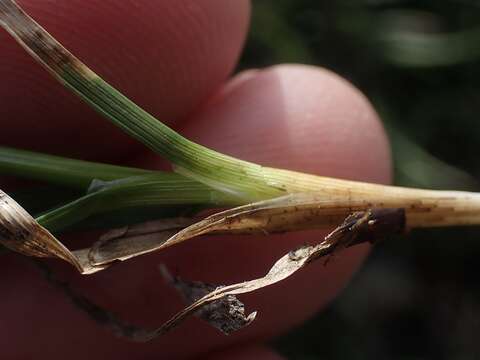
0 1 391 359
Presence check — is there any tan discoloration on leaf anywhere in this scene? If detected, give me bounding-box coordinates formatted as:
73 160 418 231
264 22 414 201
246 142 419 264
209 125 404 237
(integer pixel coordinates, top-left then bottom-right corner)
0 190 84 271
0 189 111 274
0 0 95 79
89 218 195 265
88 188 480 266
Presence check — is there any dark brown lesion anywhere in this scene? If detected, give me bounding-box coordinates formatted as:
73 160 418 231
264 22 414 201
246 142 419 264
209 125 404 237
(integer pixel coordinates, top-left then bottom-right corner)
161 266 256 335
0 190 71 260
0 221 48 258
0 197 35 251
20 26 78 73
1 0 91 77
322 208 406 257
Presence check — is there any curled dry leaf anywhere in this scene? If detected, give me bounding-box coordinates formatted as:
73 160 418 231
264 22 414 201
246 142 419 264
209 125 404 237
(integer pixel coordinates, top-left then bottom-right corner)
0 188 191 274
35 209 405 341
131 208 406 341
137 207 405 340
160 266 257 335
0 190 84 272
89 218 195 265
90 187 468 266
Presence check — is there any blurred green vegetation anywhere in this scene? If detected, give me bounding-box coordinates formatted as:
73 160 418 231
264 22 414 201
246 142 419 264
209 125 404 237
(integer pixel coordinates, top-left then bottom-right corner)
239 1 480 359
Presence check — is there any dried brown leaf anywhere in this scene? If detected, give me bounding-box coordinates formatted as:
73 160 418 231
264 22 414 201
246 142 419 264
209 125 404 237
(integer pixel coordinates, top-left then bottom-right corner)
0 190 84 271
89 193 405 266
130 207 405 341
0 189 124 274
160 266 257 335
0 188 195 273
89 218 195 265
18 205 404 340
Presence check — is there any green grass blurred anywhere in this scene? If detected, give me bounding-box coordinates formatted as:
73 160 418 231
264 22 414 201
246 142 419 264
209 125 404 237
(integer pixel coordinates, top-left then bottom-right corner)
240 1 480 358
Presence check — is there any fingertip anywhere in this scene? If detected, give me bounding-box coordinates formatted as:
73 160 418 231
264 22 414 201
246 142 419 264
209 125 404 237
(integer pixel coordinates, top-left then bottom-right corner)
182 64 391 184
167 63 391 338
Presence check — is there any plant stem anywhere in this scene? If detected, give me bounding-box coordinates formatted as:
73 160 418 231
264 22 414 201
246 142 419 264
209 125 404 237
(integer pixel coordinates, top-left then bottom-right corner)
0 146 153 189
35 174 238 233
3 0 480 233
0 147 239 231
0 0 284 201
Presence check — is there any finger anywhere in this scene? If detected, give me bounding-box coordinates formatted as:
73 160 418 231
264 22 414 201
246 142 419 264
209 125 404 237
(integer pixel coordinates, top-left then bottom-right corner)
182 64 390 181
175 64 392 341
0 64 390 359
0 0 250 161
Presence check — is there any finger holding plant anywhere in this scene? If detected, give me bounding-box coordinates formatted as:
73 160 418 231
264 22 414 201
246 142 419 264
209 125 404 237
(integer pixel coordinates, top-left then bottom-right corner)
1 0 471 359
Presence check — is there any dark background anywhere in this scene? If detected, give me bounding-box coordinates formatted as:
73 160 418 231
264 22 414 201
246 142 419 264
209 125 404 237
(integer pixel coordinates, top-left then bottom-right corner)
239 1 480 359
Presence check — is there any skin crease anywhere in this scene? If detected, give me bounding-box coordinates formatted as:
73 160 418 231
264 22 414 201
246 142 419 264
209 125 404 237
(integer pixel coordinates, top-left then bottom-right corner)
0 1 391 359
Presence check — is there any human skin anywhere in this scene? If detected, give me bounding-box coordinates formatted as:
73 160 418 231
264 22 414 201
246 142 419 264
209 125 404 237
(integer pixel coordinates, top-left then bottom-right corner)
0 1 391 359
